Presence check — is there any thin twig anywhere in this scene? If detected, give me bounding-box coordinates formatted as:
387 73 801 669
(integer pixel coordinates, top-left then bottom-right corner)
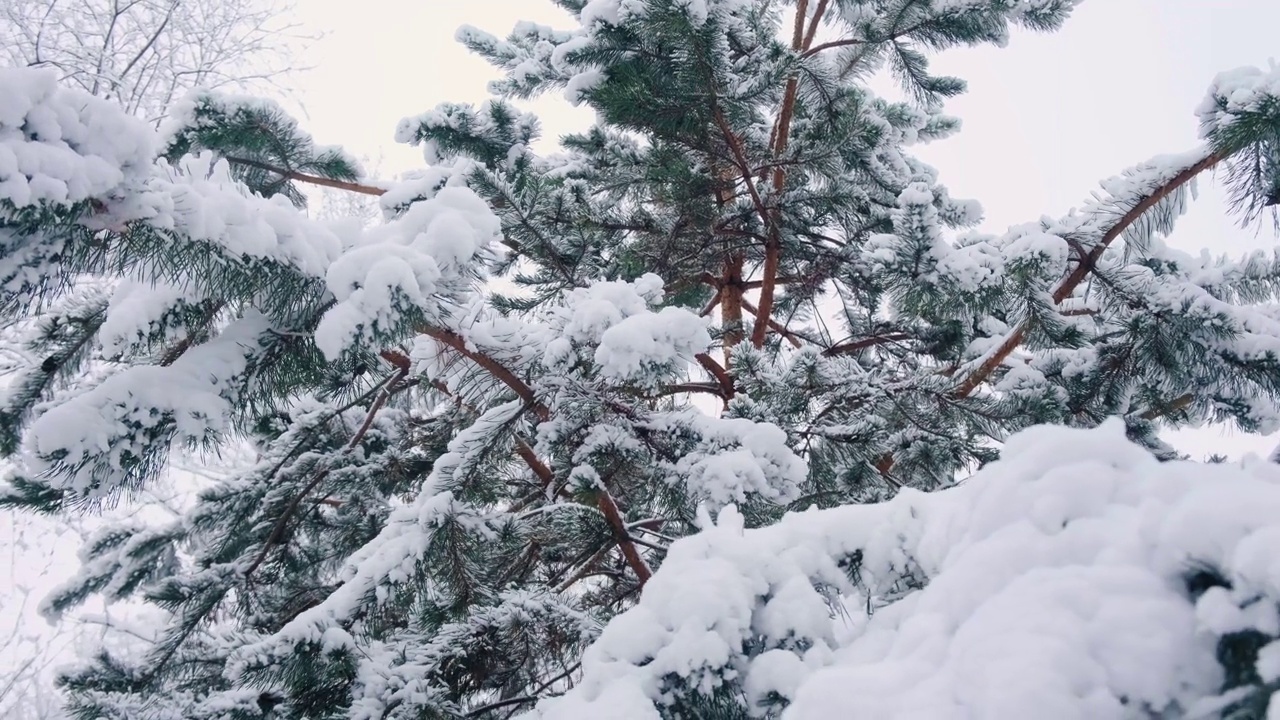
823 332 911 357
554 542 616 594
801 37 867 58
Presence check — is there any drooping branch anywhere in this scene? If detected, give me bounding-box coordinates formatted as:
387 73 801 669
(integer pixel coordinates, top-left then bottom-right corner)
951 150 1225 399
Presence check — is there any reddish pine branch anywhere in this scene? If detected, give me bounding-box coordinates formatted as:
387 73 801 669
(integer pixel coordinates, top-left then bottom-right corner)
742 275 805 290
751 0 824 349
720 255 747 363
1051 151 1224 307
709 101 768 363
225 156 386 197
802 0 829 49
801 37 867 59
379 348 411 372
869 153 1224 486
425 373 564 501
741 296 803 348
712 108 771 227
951 150 1224 399
418 325 550 421
696 352 736 400
822 332 912 356
514 442 556 488
595 487 653 585
699 288 723 317
415 332 553 487
751 239 782 348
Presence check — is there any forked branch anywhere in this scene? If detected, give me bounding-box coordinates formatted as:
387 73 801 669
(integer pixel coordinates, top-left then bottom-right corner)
420 326 654 586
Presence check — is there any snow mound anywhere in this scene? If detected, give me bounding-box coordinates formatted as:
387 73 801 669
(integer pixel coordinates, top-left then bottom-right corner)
0 67 155 210
521 420 1280 719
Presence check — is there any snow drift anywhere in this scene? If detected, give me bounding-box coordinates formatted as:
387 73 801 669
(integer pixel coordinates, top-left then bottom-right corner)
522 420 1280 719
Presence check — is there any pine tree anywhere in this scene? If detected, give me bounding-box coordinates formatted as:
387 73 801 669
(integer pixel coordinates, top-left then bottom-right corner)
2 1 1280 717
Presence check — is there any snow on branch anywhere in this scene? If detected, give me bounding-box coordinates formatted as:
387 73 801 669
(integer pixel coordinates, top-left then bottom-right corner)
161 89 369 205
1199 65 1280 228
24 313 272 506
0 67 155 212
315 185 502 361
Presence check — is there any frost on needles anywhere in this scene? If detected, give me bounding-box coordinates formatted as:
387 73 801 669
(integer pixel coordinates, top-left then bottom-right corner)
1 0 1280 718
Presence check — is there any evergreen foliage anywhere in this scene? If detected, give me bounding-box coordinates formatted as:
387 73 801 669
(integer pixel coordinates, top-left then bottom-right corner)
2 1 1280 717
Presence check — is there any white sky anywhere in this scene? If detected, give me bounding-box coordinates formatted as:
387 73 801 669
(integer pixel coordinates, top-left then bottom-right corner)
281 0 1280 462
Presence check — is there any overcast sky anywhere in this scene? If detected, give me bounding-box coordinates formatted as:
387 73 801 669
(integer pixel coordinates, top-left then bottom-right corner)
284 0 1280 459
